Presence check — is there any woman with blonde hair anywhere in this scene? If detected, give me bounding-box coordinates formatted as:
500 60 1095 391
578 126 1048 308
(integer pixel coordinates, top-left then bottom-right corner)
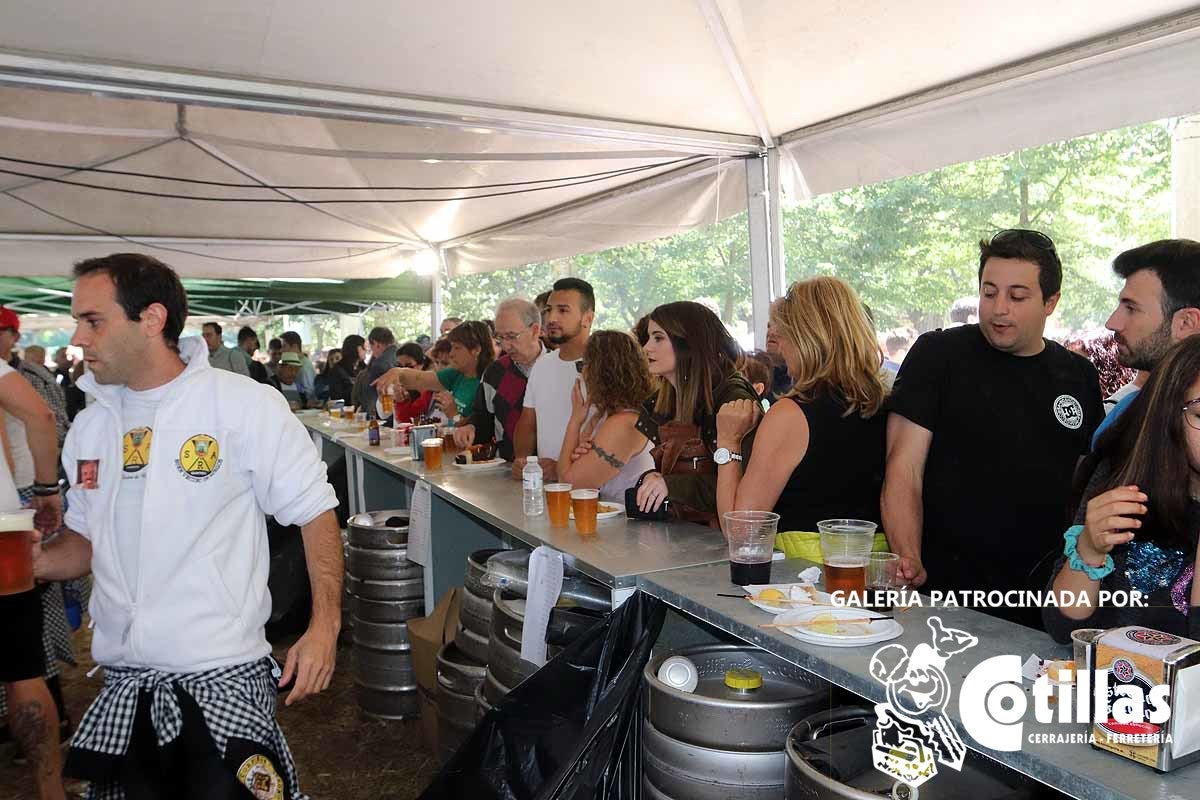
559 331 657 503
716 276 888 531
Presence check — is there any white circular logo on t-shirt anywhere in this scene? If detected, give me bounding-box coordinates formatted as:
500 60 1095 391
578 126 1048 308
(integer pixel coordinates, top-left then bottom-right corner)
1053 395 1084 430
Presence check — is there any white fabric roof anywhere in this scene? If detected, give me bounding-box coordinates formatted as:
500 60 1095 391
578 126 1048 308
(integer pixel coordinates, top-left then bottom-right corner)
0 1 1197 279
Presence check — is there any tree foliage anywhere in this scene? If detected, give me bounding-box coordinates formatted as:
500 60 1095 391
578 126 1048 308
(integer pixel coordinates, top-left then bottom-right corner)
422 120 1173 338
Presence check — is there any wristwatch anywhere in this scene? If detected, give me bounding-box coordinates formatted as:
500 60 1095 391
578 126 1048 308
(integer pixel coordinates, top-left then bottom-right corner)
712 447 743 465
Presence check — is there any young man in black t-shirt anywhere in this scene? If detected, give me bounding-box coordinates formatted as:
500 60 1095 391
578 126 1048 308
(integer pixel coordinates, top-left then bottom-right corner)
882 229 1104 629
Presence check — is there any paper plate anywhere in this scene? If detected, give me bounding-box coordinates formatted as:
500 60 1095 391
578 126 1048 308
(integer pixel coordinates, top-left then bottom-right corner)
743 583 832 613
773 606 902 647
569 502 623 521
452 458 508 471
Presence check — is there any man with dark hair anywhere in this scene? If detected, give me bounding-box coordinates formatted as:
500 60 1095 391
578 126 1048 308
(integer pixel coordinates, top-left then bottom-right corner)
266 337 283 378
882 229 1103 628
362 326 398 415
947 296 979 326
36 252 342 797
1092 239 1200 441
202 321 250 377
279 330 316 397
236 325 270 383
512 278 595 480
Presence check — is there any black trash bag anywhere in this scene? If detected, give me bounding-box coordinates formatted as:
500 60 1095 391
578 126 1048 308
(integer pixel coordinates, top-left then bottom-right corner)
421 590 666 800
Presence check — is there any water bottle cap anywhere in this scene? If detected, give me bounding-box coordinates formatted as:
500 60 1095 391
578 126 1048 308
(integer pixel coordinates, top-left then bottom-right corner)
527 456 539 466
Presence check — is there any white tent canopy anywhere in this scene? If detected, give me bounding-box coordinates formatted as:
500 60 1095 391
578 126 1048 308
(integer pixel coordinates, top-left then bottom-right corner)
0 1 1198 301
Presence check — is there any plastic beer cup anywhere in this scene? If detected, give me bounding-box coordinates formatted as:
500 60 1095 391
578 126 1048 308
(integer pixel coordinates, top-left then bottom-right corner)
818 519 876 603
545 483 572 527
0 509 37 596
570 489 600 535
422 437 444 470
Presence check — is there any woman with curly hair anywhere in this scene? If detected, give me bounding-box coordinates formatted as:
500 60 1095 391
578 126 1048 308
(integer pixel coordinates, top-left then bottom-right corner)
558 331 656 503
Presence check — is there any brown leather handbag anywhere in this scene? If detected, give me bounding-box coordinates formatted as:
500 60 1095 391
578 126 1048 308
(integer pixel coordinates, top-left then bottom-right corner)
649 421 715 476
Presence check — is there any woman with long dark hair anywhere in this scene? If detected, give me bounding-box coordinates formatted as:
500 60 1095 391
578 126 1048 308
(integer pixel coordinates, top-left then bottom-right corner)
327 334 364 404
632 301 759 523
1044 336 1200 641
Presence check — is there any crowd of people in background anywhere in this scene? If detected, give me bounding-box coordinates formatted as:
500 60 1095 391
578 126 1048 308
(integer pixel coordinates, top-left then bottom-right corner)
3 232 1200 797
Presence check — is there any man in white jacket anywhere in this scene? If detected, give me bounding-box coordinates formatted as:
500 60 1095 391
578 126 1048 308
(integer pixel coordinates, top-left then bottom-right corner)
34 253 342 800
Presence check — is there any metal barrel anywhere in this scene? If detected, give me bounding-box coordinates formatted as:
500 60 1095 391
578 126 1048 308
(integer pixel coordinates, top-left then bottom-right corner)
641 643 830 800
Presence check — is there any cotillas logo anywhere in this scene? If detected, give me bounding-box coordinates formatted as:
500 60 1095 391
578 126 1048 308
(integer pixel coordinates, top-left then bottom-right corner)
869 617 978 788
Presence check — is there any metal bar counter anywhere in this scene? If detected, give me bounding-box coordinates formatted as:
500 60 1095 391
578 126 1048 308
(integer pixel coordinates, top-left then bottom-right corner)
637 557 1200 800
302 414 730 604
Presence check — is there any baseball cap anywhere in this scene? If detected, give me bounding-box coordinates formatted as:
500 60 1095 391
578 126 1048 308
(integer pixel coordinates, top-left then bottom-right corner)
279 352 302 366
0 307 19 333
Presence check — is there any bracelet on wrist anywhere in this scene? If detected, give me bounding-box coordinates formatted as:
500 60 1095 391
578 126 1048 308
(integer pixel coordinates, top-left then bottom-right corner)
1063 524 1114 580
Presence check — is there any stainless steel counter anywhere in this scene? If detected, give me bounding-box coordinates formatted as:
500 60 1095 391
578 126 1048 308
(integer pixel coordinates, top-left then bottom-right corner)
304 414 1200 799
304 416 730 593
638 558 1200 800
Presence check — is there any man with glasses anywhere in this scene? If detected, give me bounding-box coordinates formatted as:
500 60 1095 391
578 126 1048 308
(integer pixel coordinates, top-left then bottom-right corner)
882 229 1103 628
453 298 544 461
1092 239 1200 443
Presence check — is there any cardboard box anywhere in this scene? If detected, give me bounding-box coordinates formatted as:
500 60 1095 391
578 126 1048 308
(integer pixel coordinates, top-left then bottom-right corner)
408 588 462 750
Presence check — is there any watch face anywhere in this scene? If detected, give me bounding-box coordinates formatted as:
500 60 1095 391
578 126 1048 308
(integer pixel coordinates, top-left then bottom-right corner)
713 447 730 465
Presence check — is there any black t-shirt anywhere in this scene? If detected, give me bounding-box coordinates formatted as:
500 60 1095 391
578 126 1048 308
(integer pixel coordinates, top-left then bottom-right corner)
888 325 1104 597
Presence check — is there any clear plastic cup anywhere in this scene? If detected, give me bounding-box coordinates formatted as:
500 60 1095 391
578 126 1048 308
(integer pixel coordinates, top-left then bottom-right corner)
1072 628 1104 675
570 489 600 535
818 519 876 602
546 483 572 527
0 509 37 596
723 511 781 586
422 437 444 470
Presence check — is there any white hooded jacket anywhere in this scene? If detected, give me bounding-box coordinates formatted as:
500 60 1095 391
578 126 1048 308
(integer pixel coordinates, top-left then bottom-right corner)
62 337 337 672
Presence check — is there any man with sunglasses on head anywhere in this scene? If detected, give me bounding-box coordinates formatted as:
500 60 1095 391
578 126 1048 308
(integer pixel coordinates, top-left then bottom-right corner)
453 298 545 461
1091 239 1200 443
882 229 1104 628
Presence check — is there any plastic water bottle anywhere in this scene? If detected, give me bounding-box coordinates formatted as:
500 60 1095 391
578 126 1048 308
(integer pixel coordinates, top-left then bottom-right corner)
522 457 545 516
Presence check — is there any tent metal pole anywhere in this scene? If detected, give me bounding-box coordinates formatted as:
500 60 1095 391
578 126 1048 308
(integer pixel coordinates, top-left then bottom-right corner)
767 148 786 299
431 248 445 339
0 50 762 157
745 155 772 349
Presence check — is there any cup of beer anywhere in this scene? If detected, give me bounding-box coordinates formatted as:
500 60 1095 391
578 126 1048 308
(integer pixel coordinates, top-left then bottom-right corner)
722 511 781 585
381 387 395 416
422 437 444 470
0 509 37 596
570 489 600 535
545 483 572 527
818 519 876 604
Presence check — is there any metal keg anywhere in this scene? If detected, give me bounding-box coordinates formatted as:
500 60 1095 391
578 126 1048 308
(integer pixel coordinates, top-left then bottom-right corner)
353 620 418 719
643 720 785 800
347 546 423 581
465 548 506 596
354 596 424 624
459 580 494 637
346 510 423 720
435 642 486 764
474 680 493 722
455 622 491 664
642 643 829 800
347 510 410 549
785 707 1038 800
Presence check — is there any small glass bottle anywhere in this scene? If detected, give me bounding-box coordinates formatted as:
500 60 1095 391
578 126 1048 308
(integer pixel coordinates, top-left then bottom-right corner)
367 414 381 447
